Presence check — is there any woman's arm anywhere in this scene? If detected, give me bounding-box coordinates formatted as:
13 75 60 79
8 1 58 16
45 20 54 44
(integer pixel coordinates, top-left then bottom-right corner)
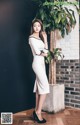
40 32 48 57
29 37 41 55
29 37 48 57
41 31 48 49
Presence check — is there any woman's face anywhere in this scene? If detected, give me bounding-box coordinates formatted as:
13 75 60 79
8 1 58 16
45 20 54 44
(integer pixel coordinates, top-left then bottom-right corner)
33 22 41 33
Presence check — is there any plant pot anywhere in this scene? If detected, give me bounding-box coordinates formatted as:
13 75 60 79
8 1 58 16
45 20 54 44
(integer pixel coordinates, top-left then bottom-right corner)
42 84 65 113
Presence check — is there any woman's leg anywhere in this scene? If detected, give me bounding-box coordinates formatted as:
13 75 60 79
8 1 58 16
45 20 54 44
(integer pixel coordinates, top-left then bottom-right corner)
36 94 46 120
35 92 40 111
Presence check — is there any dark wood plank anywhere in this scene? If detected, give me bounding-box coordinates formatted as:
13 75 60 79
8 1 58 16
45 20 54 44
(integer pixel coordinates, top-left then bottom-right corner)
0 108 80 125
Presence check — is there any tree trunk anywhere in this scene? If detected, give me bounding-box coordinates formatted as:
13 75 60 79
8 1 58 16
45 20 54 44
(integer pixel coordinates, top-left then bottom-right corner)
49 31 56 84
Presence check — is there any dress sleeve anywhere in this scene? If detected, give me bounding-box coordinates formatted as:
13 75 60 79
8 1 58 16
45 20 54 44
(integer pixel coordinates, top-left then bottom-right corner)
29 38 41 55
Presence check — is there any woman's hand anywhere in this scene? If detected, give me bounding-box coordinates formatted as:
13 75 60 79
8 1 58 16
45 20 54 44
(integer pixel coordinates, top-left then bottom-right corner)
41 52 48 57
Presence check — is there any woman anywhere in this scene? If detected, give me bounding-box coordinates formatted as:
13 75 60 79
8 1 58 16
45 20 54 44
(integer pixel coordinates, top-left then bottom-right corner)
29 19 50 123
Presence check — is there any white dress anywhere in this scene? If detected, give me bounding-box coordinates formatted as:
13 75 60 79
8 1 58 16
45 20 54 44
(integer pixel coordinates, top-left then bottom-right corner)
29 36 50 94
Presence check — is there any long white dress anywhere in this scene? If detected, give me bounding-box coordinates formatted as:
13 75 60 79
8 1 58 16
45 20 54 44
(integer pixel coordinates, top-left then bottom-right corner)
29 36 50 94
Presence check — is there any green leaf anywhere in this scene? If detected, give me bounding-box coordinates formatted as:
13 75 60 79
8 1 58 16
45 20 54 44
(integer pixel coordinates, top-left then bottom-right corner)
33 0 79 38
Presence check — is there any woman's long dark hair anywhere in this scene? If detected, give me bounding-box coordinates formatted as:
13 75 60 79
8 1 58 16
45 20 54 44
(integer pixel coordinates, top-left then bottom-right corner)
30 19 44 42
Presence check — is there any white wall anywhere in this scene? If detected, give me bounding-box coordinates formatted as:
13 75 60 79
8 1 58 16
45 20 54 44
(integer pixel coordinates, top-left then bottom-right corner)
56 5 79 60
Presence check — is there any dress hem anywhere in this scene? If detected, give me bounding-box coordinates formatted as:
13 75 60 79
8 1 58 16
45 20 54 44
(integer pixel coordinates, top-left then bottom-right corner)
33 91 50 95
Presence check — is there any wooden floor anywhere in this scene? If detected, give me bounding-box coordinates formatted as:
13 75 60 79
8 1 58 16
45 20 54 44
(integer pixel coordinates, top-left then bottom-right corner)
1 107 80 125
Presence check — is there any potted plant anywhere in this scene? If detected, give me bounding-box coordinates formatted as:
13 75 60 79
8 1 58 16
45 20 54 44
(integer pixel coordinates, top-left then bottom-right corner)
33 0 80 113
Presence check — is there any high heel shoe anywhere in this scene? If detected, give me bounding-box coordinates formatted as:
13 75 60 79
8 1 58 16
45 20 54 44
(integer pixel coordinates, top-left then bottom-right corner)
33 111 46 123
